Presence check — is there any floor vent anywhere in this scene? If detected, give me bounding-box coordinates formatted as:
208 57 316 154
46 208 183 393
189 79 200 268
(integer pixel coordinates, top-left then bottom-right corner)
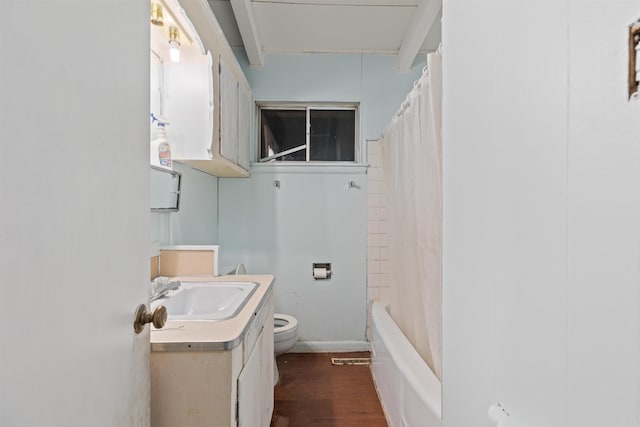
330 357 371 366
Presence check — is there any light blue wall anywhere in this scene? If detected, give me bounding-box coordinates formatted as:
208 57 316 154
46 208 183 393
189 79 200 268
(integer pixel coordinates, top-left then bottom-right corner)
217 52 421 347
151 162 218 251
219 165 367 347
235 50 427 142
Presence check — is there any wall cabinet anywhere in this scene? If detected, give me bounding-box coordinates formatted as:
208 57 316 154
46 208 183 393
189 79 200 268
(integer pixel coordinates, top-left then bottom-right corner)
150 0 252 177
220 58 253 172
237 84 252 171
220 58 239 166
151 291 274 427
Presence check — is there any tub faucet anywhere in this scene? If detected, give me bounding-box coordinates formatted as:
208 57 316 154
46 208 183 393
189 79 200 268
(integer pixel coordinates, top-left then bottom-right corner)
150 278 181 302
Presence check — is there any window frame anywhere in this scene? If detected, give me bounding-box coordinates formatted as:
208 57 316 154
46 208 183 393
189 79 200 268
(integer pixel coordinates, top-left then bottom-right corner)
257 102 360 163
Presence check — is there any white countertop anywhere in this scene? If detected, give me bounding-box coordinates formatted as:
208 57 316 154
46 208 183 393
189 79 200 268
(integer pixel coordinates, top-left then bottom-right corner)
150 274 274 351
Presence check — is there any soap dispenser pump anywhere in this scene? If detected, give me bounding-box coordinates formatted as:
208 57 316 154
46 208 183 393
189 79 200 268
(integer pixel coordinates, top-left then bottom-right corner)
150 113 172 169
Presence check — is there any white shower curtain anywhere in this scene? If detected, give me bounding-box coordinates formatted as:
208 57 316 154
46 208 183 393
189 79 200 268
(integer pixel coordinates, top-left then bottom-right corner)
381 51 443 379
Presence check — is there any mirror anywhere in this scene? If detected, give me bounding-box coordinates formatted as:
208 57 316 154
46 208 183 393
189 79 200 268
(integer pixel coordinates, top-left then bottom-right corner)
150 166 181 212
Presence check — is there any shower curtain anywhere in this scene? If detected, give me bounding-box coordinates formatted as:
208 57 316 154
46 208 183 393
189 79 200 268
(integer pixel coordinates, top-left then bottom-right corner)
381 51 442 379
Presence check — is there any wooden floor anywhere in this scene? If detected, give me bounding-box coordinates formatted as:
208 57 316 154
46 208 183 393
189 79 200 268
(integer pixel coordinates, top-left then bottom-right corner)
270 352 388 427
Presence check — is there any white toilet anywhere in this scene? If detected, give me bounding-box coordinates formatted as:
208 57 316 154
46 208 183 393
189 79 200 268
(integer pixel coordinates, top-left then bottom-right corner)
273 313 298 385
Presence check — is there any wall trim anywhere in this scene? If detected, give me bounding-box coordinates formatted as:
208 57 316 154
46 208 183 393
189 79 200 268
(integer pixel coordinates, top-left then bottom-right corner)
250 163 369 175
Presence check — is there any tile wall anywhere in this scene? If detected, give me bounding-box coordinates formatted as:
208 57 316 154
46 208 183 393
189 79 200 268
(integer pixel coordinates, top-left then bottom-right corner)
366 139 391 338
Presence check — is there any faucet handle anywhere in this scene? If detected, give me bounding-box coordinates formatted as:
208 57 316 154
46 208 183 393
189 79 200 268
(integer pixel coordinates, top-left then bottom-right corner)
133 304 167 334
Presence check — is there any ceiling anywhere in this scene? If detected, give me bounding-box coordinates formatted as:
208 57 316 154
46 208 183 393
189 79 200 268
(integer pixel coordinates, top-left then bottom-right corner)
207 0 441 69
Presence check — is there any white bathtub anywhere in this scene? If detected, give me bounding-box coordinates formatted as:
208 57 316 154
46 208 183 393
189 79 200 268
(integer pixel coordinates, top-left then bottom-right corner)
371 302 442 427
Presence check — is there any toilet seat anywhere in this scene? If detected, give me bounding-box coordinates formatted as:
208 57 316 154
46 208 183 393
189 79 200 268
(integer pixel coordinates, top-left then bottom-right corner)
274 313 298 334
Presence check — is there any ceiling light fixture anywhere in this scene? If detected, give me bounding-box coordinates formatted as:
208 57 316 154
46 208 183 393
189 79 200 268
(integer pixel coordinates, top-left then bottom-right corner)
150 3 164 26
168 26 181 62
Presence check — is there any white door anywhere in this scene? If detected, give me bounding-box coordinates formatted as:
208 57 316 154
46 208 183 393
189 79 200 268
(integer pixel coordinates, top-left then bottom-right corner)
220 58 239 164
0 2 151 426
237 85 252 172
238 307 274 427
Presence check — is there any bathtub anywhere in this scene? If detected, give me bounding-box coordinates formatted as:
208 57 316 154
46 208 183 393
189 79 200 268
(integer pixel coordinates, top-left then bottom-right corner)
371 302 442 427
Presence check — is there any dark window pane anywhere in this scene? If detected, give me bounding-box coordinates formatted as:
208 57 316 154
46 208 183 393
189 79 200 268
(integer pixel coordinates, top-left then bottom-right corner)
261 110 306 160
309 110 355 161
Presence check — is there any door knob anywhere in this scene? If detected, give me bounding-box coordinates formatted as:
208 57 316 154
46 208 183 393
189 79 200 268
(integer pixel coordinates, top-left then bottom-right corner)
134 304 167 334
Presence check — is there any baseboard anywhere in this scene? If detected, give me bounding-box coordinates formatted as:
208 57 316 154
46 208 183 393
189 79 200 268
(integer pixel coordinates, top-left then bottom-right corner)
291 341 371 353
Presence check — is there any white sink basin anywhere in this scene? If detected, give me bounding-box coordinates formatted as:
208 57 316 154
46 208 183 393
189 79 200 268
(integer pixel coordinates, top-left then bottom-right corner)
152 281 258 320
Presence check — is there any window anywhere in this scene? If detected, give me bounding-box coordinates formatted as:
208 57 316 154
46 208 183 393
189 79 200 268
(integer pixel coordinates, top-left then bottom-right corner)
259 104 358 162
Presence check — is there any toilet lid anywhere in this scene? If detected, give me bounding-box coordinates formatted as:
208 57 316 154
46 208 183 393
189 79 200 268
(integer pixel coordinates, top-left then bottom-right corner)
274 313 298 333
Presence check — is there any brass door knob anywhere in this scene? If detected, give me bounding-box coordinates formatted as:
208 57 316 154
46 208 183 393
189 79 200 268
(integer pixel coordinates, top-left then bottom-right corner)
134 304 167 334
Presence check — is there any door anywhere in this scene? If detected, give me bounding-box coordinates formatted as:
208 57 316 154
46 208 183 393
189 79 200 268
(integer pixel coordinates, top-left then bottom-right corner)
238 306 274 427
0 2 151 426
238 329 269 427
237 84 252 172
220 57 239 164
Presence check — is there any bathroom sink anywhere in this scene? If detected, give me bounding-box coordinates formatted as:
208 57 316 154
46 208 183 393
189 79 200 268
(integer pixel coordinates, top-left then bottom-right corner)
152 281 258 321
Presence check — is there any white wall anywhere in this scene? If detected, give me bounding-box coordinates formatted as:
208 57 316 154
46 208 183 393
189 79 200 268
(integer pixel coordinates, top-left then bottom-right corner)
442 1 640 426
151 162 218 249
218 165 368 348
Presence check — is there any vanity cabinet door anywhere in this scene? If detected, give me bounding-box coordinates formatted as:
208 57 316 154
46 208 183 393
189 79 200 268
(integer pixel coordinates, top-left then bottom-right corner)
238 328 266 427
237 311 274 427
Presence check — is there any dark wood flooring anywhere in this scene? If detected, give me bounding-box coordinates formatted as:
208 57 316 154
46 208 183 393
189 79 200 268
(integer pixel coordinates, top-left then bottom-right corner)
270 352 388 427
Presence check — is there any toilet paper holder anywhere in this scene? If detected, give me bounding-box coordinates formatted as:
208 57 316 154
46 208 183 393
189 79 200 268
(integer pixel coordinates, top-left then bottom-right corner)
312 263 332 280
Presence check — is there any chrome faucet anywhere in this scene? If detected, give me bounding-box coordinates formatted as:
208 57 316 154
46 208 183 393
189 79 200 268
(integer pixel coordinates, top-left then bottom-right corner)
150 278 181 302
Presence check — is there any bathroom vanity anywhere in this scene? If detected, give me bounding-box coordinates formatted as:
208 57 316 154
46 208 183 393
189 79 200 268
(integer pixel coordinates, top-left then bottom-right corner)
150 275 274 427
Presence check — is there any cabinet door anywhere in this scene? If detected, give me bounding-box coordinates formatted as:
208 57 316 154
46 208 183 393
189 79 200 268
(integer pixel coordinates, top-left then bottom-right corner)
237 325 274 427
237 84 252 171
164 59 213 159
220 57 238 164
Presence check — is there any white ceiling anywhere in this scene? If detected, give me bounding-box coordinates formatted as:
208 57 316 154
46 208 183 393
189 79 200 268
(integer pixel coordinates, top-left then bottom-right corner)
207 0 441 68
